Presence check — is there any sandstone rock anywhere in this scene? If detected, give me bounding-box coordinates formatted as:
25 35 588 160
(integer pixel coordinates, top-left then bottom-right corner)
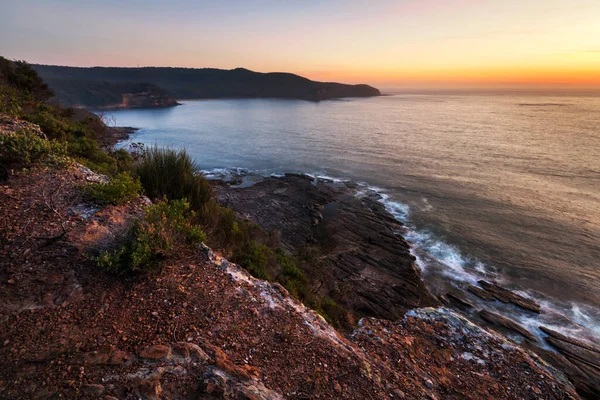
0 114 46 139
477 280 540 313
171 342 209 364
479 309 537 341
526 340 600 399
183 343 209 363
467 285 495 300
446 292 474 308
139 344 171 360
202 366 284 399
74 163 109 184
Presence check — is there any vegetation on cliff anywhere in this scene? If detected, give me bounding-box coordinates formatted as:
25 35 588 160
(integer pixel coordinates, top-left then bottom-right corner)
1 56 351 328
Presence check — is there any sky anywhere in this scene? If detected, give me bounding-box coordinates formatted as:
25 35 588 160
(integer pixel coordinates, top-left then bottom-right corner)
1 0 600 89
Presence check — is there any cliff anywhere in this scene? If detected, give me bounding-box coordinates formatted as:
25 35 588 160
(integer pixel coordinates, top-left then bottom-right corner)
32 65 381 107
0 116 584 399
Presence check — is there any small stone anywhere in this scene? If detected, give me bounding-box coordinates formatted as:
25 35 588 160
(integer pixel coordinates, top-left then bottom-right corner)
139 344 171 360
7 279 15 285
424 378 433 389
182 343 209 363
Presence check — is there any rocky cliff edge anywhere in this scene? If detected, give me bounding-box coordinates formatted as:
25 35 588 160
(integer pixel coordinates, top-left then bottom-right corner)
0 162 580 399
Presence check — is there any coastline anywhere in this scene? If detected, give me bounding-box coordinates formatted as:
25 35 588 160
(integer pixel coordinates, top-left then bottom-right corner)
208 168 600 397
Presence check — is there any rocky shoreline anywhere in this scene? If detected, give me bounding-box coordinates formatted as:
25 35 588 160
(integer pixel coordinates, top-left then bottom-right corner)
215 173 439 322
214 172 600 399
0 165 581 398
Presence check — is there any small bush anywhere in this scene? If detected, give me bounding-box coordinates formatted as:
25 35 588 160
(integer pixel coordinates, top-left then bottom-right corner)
134 146 213 212
275 249 308 297
0 128 68 166
232 241 275 280
0 82 22 117
319 297 354 331
85 172 142 205
112 148 134 172
92 199 206 274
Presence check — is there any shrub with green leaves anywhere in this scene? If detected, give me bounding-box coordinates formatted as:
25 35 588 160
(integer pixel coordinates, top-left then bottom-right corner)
85 171 142 205
0 127 68 167
319 297 354 330
275 249 308 297
232 241 276 280
134 146 213 212
0 82 22 117
92 199 206 274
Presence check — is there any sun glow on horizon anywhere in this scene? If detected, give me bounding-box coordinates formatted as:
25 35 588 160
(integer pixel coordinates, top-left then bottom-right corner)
1 0 600 89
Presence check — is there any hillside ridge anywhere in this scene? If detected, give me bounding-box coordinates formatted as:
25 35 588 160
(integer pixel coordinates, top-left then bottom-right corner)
33 64 381 108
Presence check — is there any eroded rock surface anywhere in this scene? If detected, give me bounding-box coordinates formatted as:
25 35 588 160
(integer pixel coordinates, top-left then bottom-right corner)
216 174 438 321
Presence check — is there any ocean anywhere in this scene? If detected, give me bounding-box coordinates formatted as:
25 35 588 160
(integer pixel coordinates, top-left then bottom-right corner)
103 92 600 341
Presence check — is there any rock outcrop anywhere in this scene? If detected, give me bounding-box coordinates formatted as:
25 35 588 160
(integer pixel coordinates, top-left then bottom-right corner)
216 174 439 321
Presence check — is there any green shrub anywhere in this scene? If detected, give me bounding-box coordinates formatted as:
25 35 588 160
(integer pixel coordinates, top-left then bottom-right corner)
232 241 275 280
0 128 68 166
0 82 22 117
69 135 117 175
134 146 212 212
112 148 134 172
275 249 308 297
7 60 54 102
85 172 142 205
92 199 206 274
24 105 73 141
319 297 354 330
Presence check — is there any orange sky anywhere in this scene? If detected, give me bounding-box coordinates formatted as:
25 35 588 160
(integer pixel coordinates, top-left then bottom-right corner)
2 0 600 89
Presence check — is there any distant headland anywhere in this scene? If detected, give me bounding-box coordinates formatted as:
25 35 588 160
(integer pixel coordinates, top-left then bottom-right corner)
32 65 381 109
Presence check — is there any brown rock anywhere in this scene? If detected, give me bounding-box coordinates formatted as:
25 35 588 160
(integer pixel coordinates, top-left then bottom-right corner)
215 175 439 321
479 309 537 341
183 343 209 363
446 292 474 308
139 344 171 360
478 280 540 313
467 285 494 300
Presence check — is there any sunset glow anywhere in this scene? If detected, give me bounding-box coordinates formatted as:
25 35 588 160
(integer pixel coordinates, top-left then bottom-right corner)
1 0 600 88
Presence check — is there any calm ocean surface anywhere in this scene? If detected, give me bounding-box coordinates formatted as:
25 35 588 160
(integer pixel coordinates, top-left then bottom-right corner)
104 92 600 339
